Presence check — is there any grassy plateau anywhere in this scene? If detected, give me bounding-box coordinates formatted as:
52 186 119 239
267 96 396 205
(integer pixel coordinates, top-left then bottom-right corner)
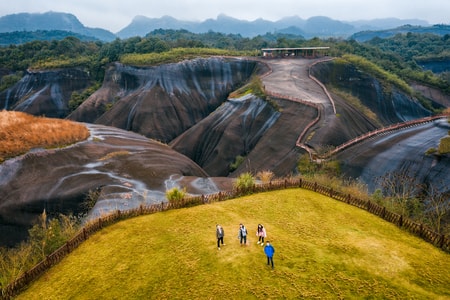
16 189 450 299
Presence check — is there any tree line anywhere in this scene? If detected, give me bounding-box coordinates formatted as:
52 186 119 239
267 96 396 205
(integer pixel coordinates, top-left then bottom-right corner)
0 29 448 93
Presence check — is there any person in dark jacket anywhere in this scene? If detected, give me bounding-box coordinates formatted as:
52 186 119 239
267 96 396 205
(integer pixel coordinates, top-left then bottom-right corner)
264 241 275 269
239 223 248 245
216 224 225 250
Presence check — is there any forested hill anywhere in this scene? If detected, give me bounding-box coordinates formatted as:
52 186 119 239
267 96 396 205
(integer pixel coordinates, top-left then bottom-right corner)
0 30 100 46
1 27 448 98
350 24 450 42
0 12 116 42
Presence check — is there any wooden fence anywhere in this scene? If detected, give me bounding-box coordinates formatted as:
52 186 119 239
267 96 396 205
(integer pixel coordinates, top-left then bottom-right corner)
321 114 449 159
2 177 448 299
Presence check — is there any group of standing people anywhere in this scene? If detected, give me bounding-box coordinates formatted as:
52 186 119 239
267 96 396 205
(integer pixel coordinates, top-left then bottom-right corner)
216 223 275 269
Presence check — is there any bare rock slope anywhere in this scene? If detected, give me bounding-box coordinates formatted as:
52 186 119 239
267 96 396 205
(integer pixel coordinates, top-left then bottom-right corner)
0 124 223 247
1 56 448 248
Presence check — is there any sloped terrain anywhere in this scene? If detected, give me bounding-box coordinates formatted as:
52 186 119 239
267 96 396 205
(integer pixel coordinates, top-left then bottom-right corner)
0 56 448 248
14 190 450 299
0 124 229 247
310 60 432 124
337 119 450 193
0 68 92 118
68 58 262 143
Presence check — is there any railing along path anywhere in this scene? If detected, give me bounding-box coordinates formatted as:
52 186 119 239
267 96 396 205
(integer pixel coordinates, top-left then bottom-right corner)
260 58 449 160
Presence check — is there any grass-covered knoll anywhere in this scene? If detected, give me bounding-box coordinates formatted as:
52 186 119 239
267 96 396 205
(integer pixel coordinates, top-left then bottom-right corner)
0 110 89 163
17 189 450 299
120 47 258 66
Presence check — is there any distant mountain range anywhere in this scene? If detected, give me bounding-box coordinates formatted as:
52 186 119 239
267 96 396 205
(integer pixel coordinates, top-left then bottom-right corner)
0 11 448 44
116 13 431 39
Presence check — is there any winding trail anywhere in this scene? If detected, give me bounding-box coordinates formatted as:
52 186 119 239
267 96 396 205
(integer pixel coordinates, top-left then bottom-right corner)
258 57 336 159
257 57 449 160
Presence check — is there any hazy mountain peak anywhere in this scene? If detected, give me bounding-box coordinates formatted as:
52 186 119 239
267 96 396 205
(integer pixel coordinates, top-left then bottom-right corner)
0 11 116 41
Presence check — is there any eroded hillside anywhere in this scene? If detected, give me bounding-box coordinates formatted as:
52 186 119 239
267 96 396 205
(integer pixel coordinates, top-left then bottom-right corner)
0 56 448 248
68 58 262 143
0 68 92 118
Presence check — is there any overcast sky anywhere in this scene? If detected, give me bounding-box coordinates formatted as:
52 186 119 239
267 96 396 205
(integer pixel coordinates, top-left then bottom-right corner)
1 0 448 33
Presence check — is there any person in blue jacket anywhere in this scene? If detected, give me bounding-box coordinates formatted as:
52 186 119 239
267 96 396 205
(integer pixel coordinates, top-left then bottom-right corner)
264 241 275 269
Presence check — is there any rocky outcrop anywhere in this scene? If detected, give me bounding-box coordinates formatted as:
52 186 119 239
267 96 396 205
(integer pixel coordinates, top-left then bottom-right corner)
0 124 235 247
170 94 281 176
1 56 448 248
311 61 431 124
411 81 450 108
336 118 450 195
0 68 92 118
68 58 261 143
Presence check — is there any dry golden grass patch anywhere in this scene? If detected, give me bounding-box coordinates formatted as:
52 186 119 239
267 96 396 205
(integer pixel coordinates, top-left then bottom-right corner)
98 150 130 161
0 110 89 162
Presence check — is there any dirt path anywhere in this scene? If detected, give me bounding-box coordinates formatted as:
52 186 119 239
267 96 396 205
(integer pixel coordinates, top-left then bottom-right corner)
258 57 339 154
260 58 333 111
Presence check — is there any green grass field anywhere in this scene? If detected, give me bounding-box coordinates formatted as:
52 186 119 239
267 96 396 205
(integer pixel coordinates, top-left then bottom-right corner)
16 189 450 299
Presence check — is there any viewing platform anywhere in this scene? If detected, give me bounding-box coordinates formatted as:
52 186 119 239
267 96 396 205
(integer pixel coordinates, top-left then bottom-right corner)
261 47 330 58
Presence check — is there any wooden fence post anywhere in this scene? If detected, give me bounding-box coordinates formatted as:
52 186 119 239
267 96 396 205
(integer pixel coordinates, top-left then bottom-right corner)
399 215 403 227
83 228 87 241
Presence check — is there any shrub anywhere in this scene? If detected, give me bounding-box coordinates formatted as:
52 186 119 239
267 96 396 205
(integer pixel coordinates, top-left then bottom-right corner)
98 151 130 161
82 188 102 211
438 136 450 154
425 147 437 155
229 155 245 172
68 82 101 112
28 211 79 259
233 172 255 194
0 211 80 290
166 187 186 203
256 170 275 184
0 72 23 92
297 154 340 177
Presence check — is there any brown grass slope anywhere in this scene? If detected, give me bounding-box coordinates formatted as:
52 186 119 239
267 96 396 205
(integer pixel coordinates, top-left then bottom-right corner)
0 110 89 163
